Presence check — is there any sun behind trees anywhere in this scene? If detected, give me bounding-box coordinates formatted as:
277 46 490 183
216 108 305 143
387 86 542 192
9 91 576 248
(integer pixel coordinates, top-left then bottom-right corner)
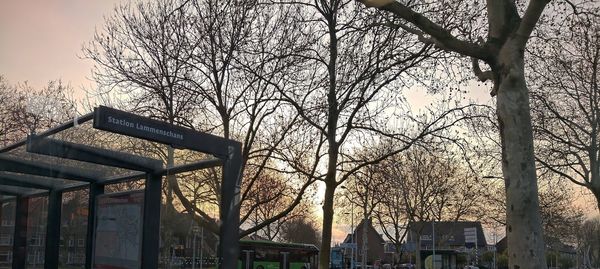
83 0 317 250
27 0 594 268
84 0 477 268
354 0 600 268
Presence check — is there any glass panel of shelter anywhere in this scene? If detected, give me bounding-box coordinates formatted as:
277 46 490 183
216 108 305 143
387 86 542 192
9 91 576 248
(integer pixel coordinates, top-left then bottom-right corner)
0 107 241 269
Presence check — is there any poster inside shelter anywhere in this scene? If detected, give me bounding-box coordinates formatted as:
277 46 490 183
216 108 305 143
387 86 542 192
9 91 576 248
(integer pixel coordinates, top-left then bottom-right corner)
93 190 144 269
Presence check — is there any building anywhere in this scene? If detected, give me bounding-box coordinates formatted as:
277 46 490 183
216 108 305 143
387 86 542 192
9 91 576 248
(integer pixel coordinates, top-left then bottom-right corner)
495 236 577 269
341 218 390 266
0 195 90 268
407 221 488 269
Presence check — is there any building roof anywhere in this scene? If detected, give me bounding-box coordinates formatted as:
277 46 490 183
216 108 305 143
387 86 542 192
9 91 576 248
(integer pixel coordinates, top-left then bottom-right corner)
342 218 386 244
407 221 487 248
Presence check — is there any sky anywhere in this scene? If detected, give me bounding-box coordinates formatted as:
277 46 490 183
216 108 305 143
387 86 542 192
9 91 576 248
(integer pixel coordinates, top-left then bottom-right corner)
0 0 597 246
0 0 357 242
0 0 122 94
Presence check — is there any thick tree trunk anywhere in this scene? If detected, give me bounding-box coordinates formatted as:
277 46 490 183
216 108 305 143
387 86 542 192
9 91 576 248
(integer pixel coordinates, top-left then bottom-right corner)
495 42 547 269
593 188 600 213
320 180 336 269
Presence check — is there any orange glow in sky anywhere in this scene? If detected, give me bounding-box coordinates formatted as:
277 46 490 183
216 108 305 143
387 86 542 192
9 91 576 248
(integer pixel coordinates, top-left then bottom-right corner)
0 0 122 94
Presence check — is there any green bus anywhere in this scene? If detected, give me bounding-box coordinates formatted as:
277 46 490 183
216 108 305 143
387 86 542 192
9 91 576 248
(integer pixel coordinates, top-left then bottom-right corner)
238 240 319 269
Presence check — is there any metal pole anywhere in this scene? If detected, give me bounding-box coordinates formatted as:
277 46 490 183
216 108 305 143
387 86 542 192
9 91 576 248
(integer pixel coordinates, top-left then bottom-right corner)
475 228 478 265
141 172 162 268
192 229 197 269
219 144 242 269
432 221 435 269
45 190 63 269
200 226 204 269
13 196 28 269
351 192 354 269
85 183 104 269
493 229 497 269
408 231 412 265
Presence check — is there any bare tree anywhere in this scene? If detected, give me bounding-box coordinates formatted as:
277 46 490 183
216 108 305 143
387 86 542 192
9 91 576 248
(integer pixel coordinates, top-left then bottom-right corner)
269 1 479 266
181 0 316 238
466 100 587 248
84 0 316 244
243 170 314 240
577 217 600 268
0 76 76 145
0 75 18 146
341 163 387 268
354 0 585 267
279 215 322 246
528 6 600 212
372 144 483 268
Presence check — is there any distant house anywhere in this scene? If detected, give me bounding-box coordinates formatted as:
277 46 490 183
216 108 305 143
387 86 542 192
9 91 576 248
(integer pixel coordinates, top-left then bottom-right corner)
341 218 391 265
407 221 488 269
495 236 576 269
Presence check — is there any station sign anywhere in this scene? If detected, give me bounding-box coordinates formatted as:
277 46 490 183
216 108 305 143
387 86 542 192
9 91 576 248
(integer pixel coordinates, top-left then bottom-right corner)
93 106 232 157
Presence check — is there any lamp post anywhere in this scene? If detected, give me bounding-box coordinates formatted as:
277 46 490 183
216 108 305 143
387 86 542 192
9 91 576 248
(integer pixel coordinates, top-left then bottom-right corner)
200 225 204 269
493 226 497 269
432 220 436 269
341 186 355 269
192 225 199 269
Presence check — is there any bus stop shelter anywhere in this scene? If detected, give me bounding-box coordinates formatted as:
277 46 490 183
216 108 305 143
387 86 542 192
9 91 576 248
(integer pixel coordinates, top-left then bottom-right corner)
0 106 243 269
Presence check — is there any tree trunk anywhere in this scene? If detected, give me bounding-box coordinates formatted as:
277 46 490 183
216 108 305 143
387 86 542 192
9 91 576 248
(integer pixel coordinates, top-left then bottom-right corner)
320 180 336 269
593 188 600 213
495 41 547 269
320 9 340 269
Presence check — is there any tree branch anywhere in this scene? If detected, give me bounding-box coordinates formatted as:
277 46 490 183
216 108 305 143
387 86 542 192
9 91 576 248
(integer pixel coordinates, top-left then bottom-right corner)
515 0 550 47
358 0 490 60
472 57 498 96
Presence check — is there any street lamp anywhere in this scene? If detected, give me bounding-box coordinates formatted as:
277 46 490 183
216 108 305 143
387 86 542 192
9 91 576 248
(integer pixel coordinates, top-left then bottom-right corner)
341 186 355 269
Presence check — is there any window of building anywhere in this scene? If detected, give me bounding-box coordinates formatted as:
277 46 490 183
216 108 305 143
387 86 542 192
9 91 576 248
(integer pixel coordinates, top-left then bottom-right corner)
27 251 43 265
29 234 43 246
0 251 12 263
0 234 12 246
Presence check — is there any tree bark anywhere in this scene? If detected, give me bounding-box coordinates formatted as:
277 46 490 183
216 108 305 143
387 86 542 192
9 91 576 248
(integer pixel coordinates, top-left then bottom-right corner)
319 6 341 268
495 40 546 269
320 179 337 269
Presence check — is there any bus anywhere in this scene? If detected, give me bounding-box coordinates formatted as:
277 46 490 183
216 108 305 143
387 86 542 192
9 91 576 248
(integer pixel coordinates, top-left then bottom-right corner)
238 240 319 269
330 247 344 269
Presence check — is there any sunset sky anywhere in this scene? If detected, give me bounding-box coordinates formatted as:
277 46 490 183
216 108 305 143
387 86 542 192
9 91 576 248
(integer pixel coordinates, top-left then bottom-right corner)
0 0 122 94
1 1 597 246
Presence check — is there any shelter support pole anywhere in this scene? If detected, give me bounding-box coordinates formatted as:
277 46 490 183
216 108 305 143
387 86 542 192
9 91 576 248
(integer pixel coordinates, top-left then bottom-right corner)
12 196 29 269
219 145 242 269
45 190 63 269
85 183 105 269
141 172 162 268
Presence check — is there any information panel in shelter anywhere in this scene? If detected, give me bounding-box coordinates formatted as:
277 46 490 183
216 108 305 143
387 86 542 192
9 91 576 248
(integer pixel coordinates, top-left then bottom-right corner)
93 190 144 269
